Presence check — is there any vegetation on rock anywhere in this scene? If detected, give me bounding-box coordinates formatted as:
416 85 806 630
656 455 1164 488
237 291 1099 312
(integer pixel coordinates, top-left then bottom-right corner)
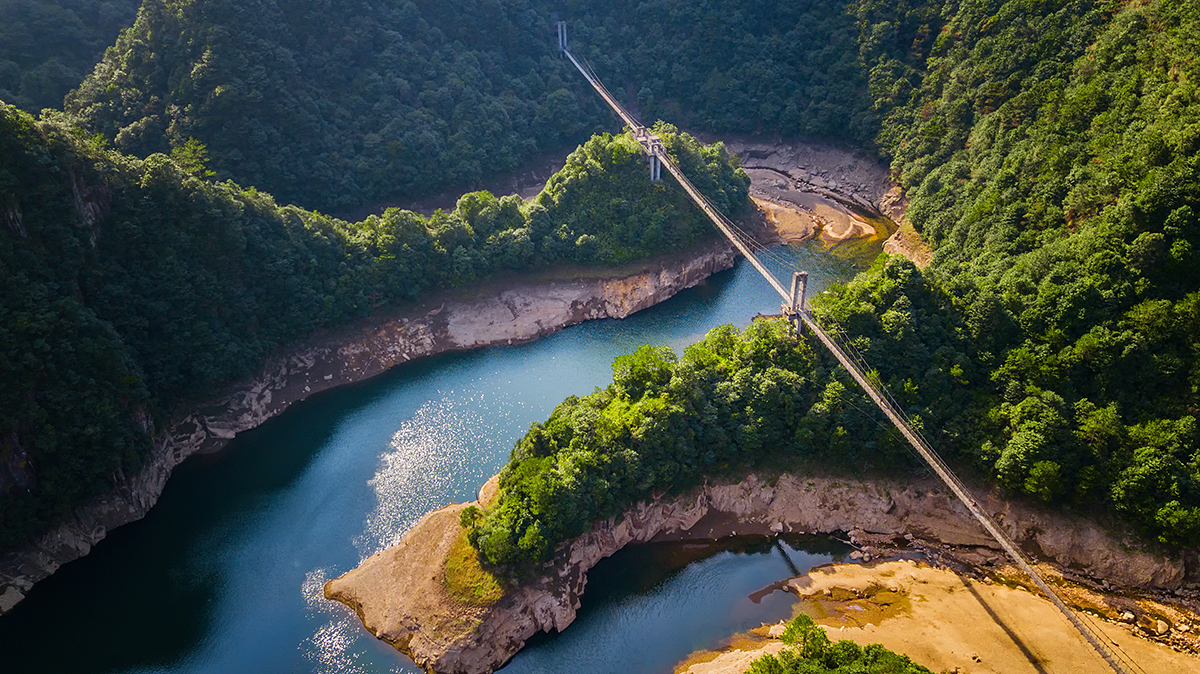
465 0 1200 567
0 105 746 550
465 314 926 566
444 529 506 607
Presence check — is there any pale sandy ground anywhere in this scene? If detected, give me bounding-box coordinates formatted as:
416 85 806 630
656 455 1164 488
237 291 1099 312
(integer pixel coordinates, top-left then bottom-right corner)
752 195 877 244
726 139 933 265
678 560 1199 674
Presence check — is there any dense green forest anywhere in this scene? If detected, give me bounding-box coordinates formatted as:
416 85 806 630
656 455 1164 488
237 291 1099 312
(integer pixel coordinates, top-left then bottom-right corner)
62 0 869 213
746 615 932 674
465 0 1200 567
3 0 1199 571
463 309 924 565
0 106 746 550
0 0 140 112
856 0 1200 543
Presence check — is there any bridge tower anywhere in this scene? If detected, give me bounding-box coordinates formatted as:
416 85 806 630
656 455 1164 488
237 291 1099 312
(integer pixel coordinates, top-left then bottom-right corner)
557 21 568 52
783 271 807 334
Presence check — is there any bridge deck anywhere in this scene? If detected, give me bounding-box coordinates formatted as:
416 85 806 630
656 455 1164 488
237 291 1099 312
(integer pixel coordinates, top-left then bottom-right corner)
559 32 1134 674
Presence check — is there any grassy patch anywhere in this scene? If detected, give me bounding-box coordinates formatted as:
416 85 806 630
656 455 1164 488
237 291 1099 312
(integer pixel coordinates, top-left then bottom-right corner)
444 529 506 607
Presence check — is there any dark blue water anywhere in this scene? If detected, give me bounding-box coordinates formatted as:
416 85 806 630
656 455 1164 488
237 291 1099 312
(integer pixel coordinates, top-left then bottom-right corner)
0 245 859 674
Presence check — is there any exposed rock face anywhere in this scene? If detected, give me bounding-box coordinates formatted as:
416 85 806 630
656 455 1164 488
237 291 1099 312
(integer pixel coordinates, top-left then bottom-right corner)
326 473 1189 674
725 140 895 215
0 240 737 615
725 139 931 267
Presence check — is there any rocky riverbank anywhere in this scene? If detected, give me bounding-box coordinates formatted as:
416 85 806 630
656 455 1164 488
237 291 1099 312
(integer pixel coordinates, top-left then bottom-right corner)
723 139 932 266
324 472 1197 674
0 239 737 615
0 137 915 616
680 559 1199 674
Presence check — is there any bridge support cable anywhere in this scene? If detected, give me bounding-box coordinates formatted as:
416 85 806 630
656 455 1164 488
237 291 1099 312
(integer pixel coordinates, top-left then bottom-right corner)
797 309 1133 674
557 24 1136 673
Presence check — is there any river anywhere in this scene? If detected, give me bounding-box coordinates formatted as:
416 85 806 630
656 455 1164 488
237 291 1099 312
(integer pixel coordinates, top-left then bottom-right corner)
0 242 863 674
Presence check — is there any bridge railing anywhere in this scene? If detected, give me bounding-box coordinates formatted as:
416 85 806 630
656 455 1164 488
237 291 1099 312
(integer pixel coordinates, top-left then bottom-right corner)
556 23 1138 673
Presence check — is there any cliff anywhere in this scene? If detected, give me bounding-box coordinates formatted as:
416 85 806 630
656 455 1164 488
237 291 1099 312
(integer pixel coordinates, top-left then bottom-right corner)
0 240 737 615
324 473 1192 674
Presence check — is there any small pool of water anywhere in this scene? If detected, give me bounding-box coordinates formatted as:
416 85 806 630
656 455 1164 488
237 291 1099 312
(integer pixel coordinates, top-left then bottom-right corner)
0 241 871 674
505 535 851 674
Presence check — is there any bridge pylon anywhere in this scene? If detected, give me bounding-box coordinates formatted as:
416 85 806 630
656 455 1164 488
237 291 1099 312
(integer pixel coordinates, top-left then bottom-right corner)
560 31 1135 672
557 21 568 53
783 271 807 334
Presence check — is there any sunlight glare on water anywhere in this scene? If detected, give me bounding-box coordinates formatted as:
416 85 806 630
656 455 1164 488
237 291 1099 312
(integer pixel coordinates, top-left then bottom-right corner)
361 396 497 556
0 244 864 674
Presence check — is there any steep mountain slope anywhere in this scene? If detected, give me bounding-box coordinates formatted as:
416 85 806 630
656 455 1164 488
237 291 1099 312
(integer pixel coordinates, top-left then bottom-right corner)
0 104 747 550
0 0 140 112
466 0 1200 566
854 0 1200 543
4 0 1198 577
64 0 869 213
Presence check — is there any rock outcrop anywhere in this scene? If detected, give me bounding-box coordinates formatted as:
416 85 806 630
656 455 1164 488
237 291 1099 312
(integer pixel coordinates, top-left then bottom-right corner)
326 473 1190 674
0 240 737 615
726 139 932 266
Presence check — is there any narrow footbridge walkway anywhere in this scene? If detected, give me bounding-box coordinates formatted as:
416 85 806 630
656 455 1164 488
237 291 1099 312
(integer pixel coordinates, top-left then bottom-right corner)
557 22 1136 674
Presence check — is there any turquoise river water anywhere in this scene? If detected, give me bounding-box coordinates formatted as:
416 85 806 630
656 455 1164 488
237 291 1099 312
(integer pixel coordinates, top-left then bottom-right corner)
0 243 864 674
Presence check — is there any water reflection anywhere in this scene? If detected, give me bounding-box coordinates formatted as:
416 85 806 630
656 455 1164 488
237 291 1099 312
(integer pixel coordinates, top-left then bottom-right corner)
0 243 864 674
505 535 851 674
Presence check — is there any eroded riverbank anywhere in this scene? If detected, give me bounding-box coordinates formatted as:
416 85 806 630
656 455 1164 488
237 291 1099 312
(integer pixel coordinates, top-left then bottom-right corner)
325 470 1198 674
0 240 740 615
724 139 931 266
0 135 907 616
679 559 1199 674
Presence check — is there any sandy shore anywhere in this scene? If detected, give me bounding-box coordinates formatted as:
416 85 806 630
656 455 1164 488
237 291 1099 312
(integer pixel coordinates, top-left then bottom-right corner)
752 196 877 244
729 139 933 264
679 559 1199 674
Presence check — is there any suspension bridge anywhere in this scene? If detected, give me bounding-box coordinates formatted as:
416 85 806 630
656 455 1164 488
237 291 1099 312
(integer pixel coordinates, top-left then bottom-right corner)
557 22 1138 674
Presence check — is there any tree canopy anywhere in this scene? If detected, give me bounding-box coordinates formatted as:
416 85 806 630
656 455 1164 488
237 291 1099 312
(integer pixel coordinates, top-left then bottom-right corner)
4 0 1200 563
0 0 140 112
61 0 871 213
0 104 747 550
467 0 1200 567
747 614 933 674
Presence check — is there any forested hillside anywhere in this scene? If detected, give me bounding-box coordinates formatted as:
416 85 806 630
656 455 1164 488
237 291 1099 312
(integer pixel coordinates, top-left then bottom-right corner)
0 0 140 112
0 105 747 550
855 0 1200 543
466 0 1200 567
4 0 1199 575
64 0 869 213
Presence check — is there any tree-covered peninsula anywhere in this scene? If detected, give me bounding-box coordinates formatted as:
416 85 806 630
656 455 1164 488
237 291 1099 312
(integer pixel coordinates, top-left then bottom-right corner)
2 0 1198 630
0 106 748 551
464 0 1200 569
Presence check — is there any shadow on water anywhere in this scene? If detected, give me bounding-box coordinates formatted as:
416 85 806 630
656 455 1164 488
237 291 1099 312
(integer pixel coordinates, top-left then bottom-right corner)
0 351 482 673
0 245 860 674
505 535 852 674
